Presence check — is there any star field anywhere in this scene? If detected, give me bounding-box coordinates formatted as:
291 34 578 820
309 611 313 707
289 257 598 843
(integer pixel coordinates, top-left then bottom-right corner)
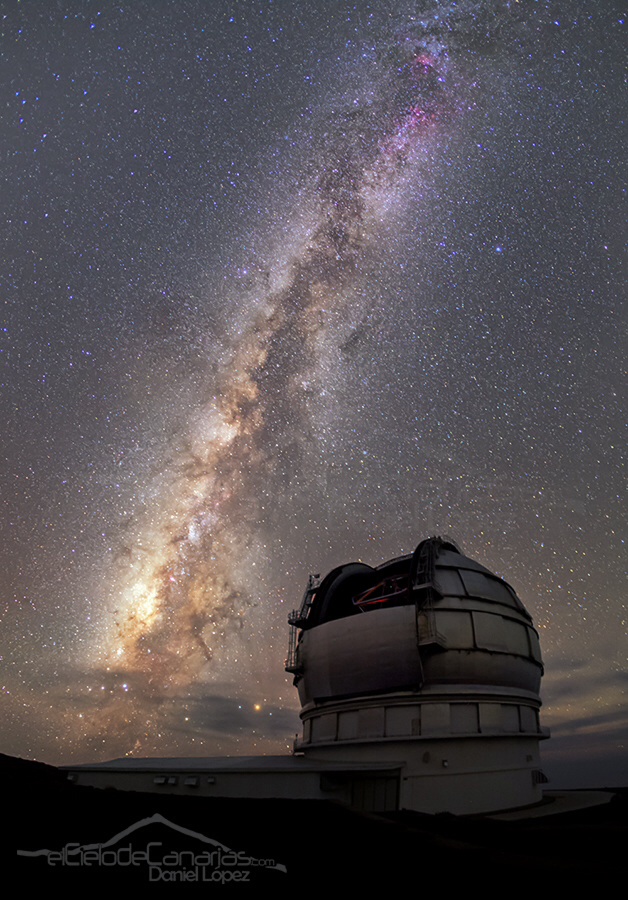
1 1 625 786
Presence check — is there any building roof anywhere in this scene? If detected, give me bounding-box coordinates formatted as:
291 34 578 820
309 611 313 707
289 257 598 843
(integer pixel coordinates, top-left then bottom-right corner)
61 755 402 774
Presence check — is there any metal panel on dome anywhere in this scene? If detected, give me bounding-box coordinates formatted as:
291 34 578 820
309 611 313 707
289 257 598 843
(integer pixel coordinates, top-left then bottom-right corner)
423 649 542 693
473 611 509 652
435 609 474 648
298 606 422 702
434 568 466 597
528 629 543 664
437 549 493 574
460 569 522 610
501 617 532 657
472 612 535 659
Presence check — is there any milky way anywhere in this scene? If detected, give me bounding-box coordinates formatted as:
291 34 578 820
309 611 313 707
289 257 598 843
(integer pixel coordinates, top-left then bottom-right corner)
2 1 625 782
91 24 462 750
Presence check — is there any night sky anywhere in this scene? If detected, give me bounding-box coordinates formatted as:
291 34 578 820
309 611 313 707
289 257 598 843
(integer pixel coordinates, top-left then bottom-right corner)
2 1 625 787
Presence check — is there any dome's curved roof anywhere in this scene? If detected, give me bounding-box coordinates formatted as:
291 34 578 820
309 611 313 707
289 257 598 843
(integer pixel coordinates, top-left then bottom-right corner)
302 536 530 630
289 537 544 734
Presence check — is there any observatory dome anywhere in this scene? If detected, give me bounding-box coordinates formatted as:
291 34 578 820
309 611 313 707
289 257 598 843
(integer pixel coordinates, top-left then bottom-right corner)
286 537 548 814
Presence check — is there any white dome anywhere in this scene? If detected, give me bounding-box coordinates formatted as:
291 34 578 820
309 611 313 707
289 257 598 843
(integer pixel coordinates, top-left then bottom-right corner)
290 537 543 707
286 537 548 813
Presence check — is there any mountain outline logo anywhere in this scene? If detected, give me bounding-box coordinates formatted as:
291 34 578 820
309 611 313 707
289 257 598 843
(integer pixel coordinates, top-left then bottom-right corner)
17 812 287 875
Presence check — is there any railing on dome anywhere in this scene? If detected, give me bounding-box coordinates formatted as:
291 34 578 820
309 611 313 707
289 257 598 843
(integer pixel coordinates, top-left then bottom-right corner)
285 573 320 675
288 573 320 628
285 625 301 675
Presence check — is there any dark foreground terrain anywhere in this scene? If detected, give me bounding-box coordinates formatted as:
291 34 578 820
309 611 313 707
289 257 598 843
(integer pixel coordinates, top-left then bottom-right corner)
8 753 624 888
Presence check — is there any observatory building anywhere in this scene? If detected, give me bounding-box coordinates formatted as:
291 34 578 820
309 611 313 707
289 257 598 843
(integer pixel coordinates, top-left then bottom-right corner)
286 536 548 813
64 537 549 815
